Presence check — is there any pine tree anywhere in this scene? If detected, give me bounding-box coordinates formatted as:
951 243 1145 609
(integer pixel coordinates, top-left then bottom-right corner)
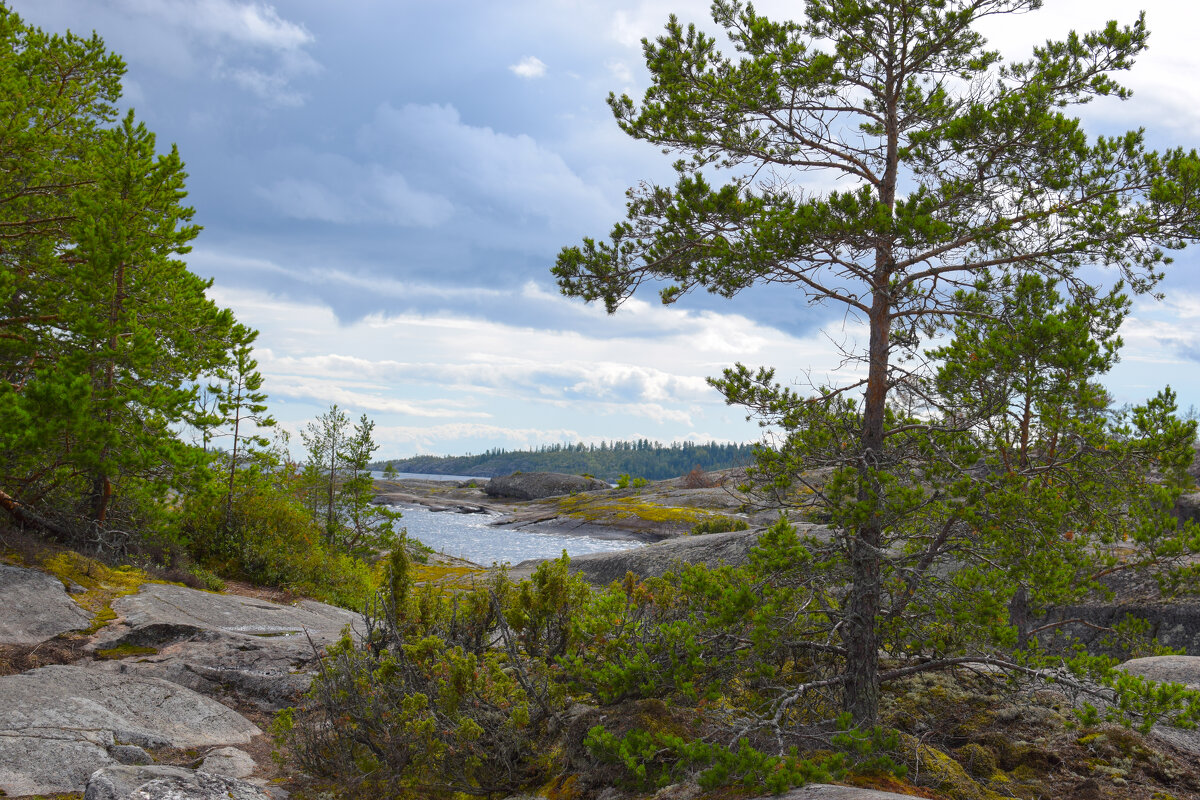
210 323 276 520
555 0 1200 723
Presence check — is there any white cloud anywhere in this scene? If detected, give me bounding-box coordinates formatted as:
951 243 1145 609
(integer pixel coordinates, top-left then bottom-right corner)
100 0 320 106
509 55 547 78
258 157 454 227
354 102 619 240
203 281 864 456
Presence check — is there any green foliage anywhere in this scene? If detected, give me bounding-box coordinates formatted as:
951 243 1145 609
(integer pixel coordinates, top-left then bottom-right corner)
691 514 749 535
378 439 757 481
290 508 1200 798
584 725 838 793
0 7 242 546
615 473 650 489
301 404 399 558
179 471 372 609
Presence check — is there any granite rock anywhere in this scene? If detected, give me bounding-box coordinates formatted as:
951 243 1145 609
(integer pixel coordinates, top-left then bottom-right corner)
0 664 259 796
485 472 609 500
0 562 92 644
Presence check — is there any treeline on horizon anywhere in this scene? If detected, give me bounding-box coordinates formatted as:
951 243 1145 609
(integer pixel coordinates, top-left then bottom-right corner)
375 440 758 481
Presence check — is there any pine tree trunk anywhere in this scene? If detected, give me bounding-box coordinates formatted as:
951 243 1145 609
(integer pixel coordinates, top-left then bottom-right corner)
843 286 891 725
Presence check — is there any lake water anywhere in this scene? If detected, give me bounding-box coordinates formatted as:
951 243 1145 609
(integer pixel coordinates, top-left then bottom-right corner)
371 470 486 482
388 503 643 566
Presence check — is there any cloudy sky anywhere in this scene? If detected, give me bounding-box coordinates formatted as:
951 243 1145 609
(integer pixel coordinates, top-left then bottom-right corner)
11 0 1200 457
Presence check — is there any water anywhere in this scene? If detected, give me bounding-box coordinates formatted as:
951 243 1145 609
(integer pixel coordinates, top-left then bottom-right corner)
389 503 643 566
371 470 486 482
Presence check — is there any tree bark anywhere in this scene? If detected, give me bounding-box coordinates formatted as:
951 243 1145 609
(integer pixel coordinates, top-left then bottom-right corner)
0 486 73 540
844 285 891 725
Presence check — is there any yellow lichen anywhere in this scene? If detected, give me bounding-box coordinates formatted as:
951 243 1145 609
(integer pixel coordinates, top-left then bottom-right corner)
550 495 716 527
411 563 485 592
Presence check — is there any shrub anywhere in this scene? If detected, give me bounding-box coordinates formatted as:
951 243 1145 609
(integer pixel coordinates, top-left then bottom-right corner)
683 466 716 489
691 515 750 535
179 483 372 608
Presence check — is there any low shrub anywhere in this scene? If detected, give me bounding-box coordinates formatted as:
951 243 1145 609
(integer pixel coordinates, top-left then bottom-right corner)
691 515 750 535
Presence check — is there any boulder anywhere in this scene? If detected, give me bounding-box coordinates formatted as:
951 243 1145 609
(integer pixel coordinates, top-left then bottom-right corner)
1119 654 1200 687
1110 656 1200 757
1040 600 1200 656
0 562 92 644
199 746 257 779
485 472 609 500
92 582 362 709
85 765 271 800
0 664 259 796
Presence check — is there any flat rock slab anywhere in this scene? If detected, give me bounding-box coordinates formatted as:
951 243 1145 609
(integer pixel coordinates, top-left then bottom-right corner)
93 583 362 708
0 562 92 644
486 471 610 500
107 582 359 638
86 765 272 800
0 664 259 796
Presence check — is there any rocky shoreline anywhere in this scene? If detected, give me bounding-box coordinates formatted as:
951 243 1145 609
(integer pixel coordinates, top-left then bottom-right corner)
11 474 1200 797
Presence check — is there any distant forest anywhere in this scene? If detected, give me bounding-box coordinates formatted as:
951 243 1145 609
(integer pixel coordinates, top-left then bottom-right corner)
374 440 759 481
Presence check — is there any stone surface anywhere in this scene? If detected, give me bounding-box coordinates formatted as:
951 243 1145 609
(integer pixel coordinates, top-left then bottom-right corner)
1114 656 1200 757
1043 601 1200 655
0 664 259 796
199 745 257 779
1119 654 1200 687
92 582 362 708
0 562 92 644
109 743 154 766
485 471 610 500
86 765 272 800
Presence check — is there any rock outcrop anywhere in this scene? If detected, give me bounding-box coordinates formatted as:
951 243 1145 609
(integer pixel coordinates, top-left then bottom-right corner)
0 561 93 644
486 472 609 500
91 582 362 709
510 524 829 585
0 564 364 795
85 764 271 800
0 664 259 796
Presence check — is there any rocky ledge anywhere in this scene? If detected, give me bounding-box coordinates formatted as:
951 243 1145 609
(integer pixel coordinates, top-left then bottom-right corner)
0 559 359 798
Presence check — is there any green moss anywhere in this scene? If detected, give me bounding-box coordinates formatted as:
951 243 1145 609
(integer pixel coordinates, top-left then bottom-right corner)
954 742 999 780
912 740 1010 800
551 495 718 527
41 552 151 634
95 643 158 660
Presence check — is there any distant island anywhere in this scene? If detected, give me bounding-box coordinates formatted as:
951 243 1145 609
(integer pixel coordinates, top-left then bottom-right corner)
373 439 757 481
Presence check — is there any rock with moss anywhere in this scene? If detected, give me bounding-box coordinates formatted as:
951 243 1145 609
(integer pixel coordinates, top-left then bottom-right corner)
0 562 92 644
486 472 610 500
90 582 362 709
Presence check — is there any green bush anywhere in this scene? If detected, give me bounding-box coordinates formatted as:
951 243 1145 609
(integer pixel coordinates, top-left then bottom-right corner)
179 482 373 609
691 515 750 535
616 473 650 489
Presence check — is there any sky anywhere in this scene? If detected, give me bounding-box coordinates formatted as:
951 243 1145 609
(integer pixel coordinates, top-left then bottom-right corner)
10 0 1200 458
